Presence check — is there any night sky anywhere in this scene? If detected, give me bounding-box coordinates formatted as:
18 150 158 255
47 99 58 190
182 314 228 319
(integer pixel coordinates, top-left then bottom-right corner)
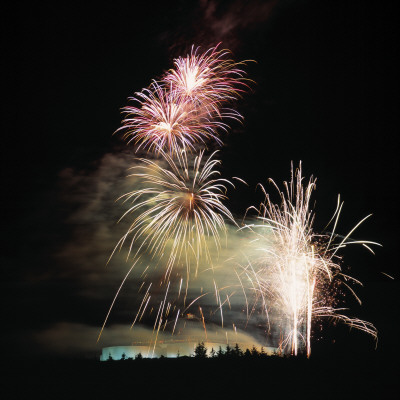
3 0 399 362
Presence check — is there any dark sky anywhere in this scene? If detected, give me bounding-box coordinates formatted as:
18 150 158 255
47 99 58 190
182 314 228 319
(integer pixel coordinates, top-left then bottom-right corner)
2 0 399 360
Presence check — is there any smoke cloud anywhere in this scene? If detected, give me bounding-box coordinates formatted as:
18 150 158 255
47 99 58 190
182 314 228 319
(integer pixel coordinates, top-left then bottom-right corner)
45 148 277 358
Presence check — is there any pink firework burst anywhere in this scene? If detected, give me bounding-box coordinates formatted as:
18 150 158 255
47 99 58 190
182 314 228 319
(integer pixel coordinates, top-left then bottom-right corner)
163 44 250 119
118 82 226 154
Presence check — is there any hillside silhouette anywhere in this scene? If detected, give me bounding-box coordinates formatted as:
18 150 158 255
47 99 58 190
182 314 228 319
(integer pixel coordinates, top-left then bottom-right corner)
3 343 398 399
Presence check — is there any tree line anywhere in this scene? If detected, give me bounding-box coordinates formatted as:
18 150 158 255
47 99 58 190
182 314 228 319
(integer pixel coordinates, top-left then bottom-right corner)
193 342 279 359
107 343 279 361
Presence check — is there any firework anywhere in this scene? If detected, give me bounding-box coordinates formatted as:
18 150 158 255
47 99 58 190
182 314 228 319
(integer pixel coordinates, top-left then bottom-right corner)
118 82 226 154
243 163 379 357
118 44 250 154
162 44 249 118
104 43 380 357
98 150 237 345
98 151 236 340
100 44 250 345
111 149 236 282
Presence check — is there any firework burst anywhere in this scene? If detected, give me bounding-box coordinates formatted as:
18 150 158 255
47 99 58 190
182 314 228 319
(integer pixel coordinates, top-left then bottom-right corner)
117 44 250 154
99 150 237 345
102 44 380 357
162 44 249 117
118 82 226 154
242 163 379 357
111 149 237 282
100 44 250 346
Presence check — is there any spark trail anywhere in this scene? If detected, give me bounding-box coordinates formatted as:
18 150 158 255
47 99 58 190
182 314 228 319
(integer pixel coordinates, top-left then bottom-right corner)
242 163 379 357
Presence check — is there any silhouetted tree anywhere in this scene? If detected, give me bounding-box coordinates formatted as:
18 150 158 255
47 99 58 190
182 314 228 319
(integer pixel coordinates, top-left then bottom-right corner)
225 345 232 358
244 348 252 358
210 347 216 358
135 352 143 360
107 353 113 361
233 343 243 358
217 346 225 358
194 342 208 358
250 345 259 358
120 352 126 360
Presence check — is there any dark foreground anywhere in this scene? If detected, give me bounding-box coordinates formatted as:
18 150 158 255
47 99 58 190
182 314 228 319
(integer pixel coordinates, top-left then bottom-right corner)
3 352 398 399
